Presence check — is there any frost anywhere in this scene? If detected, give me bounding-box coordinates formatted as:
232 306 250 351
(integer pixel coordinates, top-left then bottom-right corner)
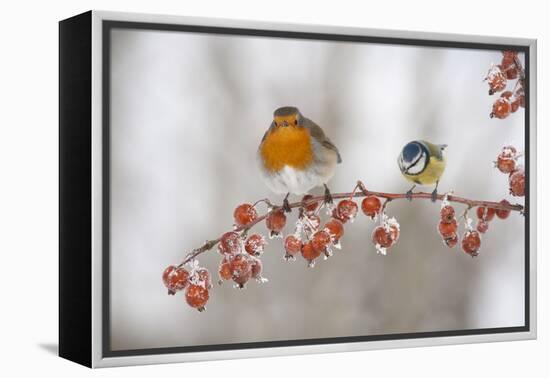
333 240 342 250
269 230 283 239
323 201 335 216
284 254 297 262
375 244 387 256
256 276 269 284
307 260 316 268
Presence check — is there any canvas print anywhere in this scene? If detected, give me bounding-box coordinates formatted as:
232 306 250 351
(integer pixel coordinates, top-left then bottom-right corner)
106 25 527 353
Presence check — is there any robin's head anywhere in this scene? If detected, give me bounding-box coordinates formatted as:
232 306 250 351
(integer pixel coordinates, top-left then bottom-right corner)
273 106 303 128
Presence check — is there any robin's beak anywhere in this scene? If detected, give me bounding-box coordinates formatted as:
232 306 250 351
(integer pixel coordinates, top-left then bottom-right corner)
282 120 289 127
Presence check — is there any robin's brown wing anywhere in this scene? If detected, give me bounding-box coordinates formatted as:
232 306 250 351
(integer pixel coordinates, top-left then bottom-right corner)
303 118 342 163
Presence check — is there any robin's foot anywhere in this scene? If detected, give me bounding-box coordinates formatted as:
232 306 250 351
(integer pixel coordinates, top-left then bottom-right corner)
323 184 333 205
282 193 292 213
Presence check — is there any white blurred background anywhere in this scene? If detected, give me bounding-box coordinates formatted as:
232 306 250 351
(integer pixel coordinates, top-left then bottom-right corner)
109 28 525 351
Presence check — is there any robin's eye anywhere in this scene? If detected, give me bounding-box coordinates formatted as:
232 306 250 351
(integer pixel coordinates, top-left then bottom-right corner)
294 120 298 125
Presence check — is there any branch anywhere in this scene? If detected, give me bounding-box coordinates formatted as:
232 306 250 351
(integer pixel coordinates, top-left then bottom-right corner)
177 183 523 266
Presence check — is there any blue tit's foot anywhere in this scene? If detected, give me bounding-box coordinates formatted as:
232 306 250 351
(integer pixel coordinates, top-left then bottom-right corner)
323 184 333 205
406 185 416 201
431 188 438 202
282 193 292 213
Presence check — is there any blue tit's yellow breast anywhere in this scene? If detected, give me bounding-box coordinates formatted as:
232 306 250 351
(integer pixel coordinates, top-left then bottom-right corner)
260 126 314 173
402 156 446 185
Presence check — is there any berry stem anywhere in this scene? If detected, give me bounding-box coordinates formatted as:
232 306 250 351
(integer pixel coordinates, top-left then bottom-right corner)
175 183 524 266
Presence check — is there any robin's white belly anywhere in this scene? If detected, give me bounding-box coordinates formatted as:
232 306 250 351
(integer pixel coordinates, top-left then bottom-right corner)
261 164 336 195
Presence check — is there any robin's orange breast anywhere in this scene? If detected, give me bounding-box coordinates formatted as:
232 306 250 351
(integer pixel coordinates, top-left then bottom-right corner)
260 127 314 173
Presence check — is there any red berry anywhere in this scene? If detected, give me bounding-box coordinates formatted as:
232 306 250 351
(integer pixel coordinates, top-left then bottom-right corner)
162 265 190 294
462 230 481 257
500 91 513 99
496 155 516 174
311 230 331 253
230 254 252 287
185 284 209 310
233 203 257 227
196 268 212 289
504 66 519 80
444 234 458 248
250 257 263 279
496 199 512 219
486 65 507 94
361 196 382 218
219 231 241 255
284 235 302 257
335 200 358 223
301 241 321 264
218 259 233 281
244 234 266 256
511 98 521 113
501 51 518 69
372 226 393 248
476 206 496 221
518 94 525 108
266 210 286 233
440 205 456 223
476 221 489 234
301 194 319 214
324 219 344 242
491 98 511 119
509 168 525 197
438 219 458 238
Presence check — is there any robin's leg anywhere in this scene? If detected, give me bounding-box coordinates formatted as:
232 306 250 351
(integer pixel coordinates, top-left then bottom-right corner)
406 184 416 201
431 181 439 203
282 192 292 213
323 184 334 205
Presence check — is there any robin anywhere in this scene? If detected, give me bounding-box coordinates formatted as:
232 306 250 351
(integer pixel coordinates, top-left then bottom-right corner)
258 106 342 211
397 140 447 202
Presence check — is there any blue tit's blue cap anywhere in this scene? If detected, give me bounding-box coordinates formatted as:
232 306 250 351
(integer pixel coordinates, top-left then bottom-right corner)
402 142 421 163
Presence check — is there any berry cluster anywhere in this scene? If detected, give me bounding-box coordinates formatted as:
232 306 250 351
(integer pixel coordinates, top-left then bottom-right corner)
162 263 212 311
485 51 525 119
164 182 522 311
495 146 525 197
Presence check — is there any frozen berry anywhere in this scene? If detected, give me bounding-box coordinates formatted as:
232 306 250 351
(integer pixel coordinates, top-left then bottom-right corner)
218 259 233 281
476 220 489 234
195 268 212 289
500 91 513 99
301 241 321 265
334 199 358 223
324 219 344 242
185 284 209 310
250 257 263 279
438 219 458 238
311 230 331 253
511 97 521 113
440 205 456 223
361 196 382 218
244 234 266 256
491 98 511 119
444 234 458 248
301 194 320 214
496 199 512 219
496 155 516 174
462 230 481 257
219 231 241 255
233 203 257 227
476 206 496 221
501 51 518 69
162 265 190 294
230 254 252 287
504 66 519 80
266 210 287 235
389 224 400 242
284 235 302 258
372 226 393 248
486 65 507 94
509 168 525 197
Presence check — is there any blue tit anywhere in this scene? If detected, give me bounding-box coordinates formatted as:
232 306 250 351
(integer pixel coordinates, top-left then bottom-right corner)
397 140 447 201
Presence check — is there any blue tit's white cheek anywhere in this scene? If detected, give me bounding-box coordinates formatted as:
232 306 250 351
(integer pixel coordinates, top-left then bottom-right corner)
406 154 428 175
